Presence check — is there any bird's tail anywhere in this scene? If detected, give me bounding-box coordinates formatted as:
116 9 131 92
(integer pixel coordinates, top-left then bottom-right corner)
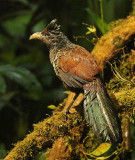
83 78 121 142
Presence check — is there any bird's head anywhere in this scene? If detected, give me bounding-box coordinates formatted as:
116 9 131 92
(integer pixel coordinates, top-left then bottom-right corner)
29 19 69 49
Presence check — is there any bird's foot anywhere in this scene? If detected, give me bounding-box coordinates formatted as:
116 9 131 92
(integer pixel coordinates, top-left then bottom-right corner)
62 92 84 115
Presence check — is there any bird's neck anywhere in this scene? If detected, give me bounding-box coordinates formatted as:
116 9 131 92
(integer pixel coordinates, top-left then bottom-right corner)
48 32 76 66
48 32 73 50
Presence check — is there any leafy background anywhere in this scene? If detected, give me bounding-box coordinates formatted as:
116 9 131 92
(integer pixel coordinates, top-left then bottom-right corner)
0 0 133 159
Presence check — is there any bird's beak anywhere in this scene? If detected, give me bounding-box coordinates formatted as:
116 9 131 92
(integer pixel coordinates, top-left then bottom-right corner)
29 32 42 40
29 31 50 46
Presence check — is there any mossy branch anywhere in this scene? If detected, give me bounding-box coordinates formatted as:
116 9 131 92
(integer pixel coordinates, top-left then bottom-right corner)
4 100 84 160
92 16 135 69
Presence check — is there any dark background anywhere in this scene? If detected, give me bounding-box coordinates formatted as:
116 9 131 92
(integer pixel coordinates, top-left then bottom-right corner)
0 0 133 158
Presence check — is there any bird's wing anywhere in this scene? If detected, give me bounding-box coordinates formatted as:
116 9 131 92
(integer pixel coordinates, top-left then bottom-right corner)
59 46 100 81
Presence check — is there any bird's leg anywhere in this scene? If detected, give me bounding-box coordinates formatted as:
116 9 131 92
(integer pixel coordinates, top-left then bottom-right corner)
71 93 84 107
63 92 84 114
69 93 84 113
63 92 77 114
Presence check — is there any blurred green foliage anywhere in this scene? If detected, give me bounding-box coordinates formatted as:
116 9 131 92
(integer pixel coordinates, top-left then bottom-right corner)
0 0 133 158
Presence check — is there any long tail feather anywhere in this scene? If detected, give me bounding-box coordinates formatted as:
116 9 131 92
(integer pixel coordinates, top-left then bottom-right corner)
83 78 121 142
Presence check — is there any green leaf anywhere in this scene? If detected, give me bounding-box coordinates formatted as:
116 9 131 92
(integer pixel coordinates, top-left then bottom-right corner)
0 65 41 91
2 14 32 36
86 8 108 34
91 143 111 156
48 105 56 110
0 76 6 94
86 26 96 35
63 91 70 95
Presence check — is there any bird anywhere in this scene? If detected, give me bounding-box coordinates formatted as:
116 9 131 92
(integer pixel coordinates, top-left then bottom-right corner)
29 19 121 142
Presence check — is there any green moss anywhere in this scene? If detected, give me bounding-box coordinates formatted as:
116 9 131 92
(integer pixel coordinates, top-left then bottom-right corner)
84 129 102 153
115 88 135 108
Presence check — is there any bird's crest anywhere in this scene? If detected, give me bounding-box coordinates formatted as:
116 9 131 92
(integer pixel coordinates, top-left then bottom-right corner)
42 19 60 34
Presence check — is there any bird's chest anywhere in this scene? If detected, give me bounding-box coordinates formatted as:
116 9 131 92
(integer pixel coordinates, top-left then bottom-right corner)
49 49 63 78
